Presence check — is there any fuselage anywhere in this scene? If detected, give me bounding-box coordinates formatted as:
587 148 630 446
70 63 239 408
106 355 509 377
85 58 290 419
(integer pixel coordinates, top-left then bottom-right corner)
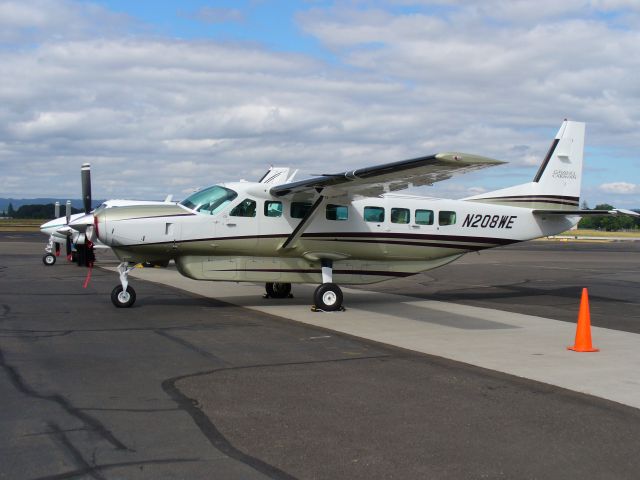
40 199 177 245
40 213 86 242
94 181 578 285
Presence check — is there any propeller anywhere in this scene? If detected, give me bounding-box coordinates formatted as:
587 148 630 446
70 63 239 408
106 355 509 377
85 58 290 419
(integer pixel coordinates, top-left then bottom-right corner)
81 163 92 214
65 200 72 257
54 201 60 219
77 163 95 267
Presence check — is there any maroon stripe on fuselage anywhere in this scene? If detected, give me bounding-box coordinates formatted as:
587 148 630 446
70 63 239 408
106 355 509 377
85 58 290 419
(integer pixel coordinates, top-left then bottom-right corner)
323 239 491 250
475 195 579 206
302 232 517 245
122 231 519 248
204 268 413 278
118 213 196 221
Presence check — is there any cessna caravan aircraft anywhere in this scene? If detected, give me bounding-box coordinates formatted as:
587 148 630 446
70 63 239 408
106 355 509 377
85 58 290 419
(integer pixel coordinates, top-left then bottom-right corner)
40 164 174 265
89 120 636 310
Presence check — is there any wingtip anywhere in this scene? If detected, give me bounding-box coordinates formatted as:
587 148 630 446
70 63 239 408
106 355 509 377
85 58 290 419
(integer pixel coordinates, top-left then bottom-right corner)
436 152 507 165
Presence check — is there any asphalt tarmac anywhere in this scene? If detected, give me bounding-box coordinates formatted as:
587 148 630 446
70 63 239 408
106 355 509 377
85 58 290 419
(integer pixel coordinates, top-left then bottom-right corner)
364 240 640 334
1 234 640 479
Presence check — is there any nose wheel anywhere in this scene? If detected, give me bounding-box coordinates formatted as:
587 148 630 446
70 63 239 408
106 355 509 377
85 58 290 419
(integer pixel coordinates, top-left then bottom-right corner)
43 253 56 266
111 262 137 308
111 285 137 308
43 235 57 266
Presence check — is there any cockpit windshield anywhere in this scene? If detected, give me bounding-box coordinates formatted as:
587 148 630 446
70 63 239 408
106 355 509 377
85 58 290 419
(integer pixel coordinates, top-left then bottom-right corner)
180 185 238 215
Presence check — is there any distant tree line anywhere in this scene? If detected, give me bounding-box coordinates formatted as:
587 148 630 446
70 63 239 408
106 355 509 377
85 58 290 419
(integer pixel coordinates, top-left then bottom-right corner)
1 203 82 219
1 202 638 229
578 203 640 231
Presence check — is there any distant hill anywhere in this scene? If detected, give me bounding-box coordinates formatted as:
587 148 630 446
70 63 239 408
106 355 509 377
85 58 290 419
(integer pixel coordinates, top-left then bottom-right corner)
0 198 104 212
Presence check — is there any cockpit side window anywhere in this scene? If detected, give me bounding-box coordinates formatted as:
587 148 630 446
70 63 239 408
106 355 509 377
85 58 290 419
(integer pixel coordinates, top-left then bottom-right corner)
180 186 238 215
230 199 257 217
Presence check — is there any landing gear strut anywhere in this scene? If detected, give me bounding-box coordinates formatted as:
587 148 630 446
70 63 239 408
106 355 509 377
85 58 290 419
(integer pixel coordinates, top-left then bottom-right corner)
312 259 344 312
43 235 57 266
111 262 136 308
264 282 293 298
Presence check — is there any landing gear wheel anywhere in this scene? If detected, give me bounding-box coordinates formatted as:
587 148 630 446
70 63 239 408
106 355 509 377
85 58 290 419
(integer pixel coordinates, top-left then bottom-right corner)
111 285 136 308
265 282 292 298
43 253 56 266
313 283 343 312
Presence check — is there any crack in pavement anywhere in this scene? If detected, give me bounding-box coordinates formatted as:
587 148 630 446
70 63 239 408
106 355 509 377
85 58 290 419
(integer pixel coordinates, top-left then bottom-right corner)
0 348 130 452
161 354 391 480
47 421 107 480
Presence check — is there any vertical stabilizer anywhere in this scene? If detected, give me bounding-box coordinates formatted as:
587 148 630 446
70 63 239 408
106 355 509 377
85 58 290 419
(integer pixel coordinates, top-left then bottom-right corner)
465 120 585 210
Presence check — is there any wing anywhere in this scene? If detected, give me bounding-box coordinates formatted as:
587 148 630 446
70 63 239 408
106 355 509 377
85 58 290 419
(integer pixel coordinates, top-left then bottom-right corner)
533 208 640 217
269 152 505 198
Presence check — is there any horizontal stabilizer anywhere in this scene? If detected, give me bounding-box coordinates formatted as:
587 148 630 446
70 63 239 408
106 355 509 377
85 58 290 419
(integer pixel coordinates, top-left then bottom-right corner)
533 209 640 217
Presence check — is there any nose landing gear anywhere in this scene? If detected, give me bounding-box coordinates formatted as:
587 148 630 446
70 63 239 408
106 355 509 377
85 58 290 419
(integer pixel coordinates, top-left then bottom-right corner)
43 253 56 265
111 262 137 308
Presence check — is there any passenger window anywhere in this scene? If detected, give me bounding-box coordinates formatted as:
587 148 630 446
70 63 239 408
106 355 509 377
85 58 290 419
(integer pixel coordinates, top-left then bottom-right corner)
390 208 410 224
326 204 348 221
291 202 312 219
439 211 456 226
230 199 257 217
364 206 385 222
415 209 434 225
264 201 282 217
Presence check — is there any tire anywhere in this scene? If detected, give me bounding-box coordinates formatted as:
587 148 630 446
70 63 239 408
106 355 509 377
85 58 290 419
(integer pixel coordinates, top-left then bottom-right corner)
266 282 292 298
43 253 56 266
313 283 343 311
111 285 136 308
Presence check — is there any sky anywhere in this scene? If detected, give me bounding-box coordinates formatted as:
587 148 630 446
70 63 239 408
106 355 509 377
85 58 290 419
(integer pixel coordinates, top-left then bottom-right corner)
0 0 639 207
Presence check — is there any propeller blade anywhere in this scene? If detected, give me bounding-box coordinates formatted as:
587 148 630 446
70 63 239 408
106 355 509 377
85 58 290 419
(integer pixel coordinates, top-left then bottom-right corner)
54 201 60 219
65 200 71 225
66 236 72 256
81 163 92 214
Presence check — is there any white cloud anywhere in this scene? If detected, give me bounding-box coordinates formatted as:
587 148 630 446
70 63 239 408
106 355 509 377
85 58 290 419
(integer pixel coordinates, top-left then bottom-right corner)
599 182 640 194
0 0 132 43
0 0 638 207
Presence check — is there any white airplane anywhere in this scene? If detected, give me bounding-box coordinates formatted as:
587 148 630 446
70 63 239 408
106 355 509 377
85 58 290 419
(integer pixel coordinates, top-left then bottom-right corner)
90 120 637 309
40 163 174 265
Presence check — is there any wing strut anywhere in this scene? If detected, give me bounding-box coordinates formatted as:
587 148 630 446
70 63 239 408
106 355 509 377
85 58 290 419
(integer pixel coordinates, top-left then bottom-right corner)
280 194 327 250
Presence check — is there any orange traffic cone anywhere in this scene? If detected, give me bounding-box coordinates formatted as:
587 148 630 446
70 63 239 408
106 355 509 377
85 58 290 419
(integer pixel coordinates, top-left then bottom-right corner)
567 288 599 352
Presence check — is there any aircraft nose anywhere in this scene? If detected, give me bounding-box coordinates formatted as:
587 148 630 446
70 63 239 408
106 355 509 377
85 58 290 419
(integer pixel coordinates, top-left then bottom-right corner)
39 219 56 235
94 209 109 245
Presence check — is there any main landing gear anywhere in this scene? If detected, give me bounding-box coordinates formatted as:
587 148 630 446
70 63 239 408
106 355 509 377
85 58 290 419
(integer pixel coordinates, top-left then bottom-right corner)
111 262 137 308
109 260 345 311
311 259 344 312
262 260 344 312
264 282 293 299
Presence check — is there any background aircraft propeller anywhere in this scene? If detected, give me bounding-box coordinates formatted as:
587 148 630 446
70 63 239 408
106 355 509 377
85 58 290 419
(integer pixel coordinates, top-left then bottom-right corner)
74 163 95 267
65 200 73 258
81 163 91 214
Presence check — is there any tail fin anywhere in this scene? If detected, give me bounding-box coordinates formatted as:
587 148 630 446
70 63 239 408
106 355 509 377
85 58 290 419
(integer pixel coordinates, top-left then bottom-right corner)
465 120 585 210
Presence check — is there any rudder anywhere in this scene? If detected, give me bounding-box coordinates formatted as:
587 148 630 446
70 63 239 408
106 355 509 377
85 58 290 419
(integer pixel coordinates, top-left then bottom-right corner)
465 120 585 210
